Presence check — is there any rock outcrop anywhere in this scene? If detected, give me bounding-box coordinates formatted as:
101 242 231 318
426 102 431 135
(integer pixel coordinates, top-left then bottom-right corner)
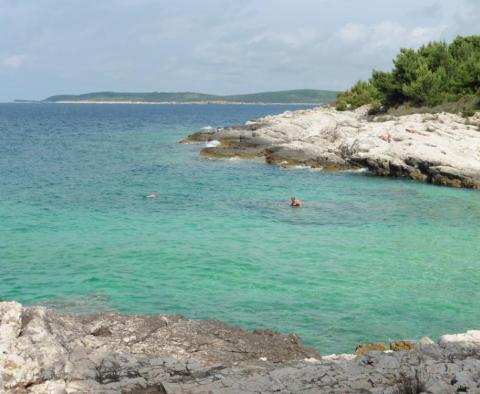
181 106 480 188
2 302 480 393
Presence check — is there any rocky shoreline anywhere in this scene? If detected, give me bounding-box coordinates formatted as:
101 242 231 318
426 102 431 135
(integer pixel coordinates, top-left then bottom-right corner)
1 302 480 393
181 106 480 188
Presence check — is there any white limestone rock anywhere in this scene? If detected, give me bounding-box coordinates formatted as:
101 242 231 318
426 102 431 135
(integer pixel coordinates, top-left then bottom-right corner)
184 105 480 188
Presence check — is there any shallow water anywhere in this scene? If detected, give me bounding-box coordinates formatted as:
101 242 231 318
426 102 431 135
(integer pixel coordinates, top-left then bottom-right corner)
1 103 479 354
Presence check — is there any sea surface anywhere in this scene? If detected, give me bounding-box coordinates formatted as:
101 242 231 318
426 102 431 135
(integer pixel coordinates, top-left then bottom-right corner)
1 103 479 354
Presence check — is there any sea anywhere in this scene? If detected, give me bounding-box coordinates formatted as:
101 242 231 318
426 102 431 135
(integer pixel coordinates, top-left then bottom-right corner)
1 103 479 354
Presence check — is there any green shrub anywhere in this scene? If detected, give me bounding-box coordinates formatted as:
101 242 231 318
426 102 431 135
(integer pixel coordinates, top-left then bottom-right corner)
462 107 476 117
335 99 348 111
336 35 480 112
336 81 383 111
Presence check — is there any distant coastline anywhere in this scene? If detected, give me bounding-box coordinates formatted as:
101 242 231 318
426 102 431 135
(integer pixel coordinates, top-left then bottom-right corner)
15 89 339 105
27 100 323 105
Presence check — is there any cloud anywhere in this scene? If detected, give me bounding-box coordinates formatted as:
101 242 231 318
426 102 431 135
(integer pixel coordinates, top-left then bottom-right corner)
0 0 473 100
453 0 480 36
336 24 368 44
337 22 447 51
0 54 27 68
409 2 443 19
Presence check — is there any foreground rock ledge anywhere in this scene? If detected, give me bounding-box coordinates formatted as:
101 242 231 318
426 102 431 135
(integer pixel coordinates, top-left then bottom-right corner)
181 106 480 188
1 302 480 393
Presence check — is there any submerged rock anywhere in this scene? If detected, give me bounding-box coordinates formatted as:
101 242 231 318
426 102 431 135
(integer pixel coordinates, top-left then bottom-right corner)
1 302 480 393
181 106 480 188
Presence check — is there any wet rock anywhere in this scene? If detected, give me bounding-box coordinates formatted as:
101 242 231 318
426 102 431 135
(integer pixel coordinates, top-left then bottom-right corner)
179 131 215 143
264 145 355 171
200 139 270 160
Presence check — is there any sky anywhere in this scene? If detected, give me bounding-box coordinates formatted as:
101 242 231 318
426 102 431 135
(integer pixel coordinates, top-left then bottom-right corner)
0 0 479 101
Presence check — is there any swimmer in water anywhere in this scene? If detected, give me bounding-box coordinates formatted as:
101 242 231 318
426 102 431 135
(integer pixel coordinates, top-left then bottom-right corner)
290 196 303 207
145 193 158 199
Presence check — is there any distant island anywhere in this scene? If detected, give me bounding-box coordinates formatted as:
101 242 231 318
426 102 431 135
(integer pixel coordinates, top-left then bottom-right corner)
20 89 339 104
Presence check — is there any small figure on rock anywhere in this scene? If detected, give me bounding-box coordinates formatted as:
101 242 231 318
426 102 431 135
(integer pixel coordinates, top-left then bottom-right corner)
290 196 303 208
379 134 392 143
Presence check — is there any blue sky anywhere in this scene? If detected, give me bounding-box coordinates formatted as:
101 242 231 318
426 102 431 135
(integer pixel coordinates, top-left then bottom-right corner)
0 0 478 101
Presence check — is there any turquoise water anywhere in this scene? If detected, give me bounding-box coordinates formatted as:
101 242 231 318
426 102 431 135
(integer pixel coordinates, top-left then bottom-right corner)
1 103 479 354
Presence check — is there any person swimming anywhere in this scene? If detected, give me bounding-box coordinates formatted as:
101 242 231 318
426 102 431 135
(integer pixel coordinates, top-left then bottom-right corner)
290 196 303 207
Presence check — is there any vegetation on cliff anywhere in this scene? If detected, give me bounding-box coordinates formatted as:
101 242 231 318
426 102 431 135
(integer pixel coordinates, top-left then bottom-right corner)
336 35 480 115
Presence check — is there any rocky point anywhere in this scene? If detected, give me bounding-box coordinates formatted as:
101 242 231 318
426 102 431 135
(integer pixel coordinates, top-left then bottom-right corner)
181 106 480 188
